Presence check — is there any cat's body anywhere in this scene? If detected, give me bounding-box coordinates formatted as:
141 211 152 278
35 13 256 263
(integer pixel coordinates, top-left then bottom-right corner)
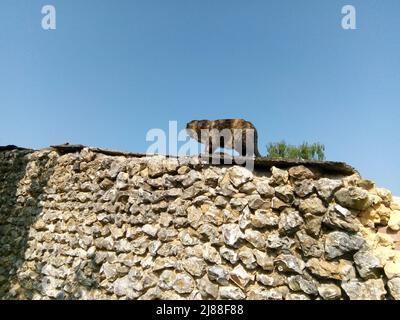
186 119 261 157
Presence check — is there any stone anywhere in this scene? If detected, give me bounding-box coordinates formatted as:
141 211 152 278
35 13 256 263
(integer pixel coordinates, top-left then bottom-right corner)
322 204 360 232
159 270 176 290
142 224 159 237
253 249 274 271
391 197 400 211
40 276 64 299
266 232 293 250
278 208 303 235
182 257 207 277
247 286 284 300
244 229 265 250
203 206 224 226
299 195 327 216
353 250 382 279
271 197 289 211
341 279 386 300
230 197 248 211
255 181 275 198
384 253 400 279
238 247 257 269
157 227 178 242
388 211 400 231
207 265 230 285
306 258 356 281
251 209 279 228
219 246 239 265
274 254 305 274
314 178 343 201
288 165 315 180
375 188 393 206
275 185 294 203
293 179 315 198
187 206 202 229
203 243 221 264
296 231 324 258
197 276 219 299
285 293 310 300
215 196 228 208
240 182 257 194
317 283 342 300
181 170 203 188
113 276 140 298
335 187 373 211
238 206 252 230
222 224 244 247
228 166 253 188
173 273 195 294
219 286 246 300
116 172 129 190
256 273 286 287
230 264 254 287
147 155 166 178
203 168 219 187
324 231 366 260
304 213 323 238
271 167 289 185
387 278 400 300
247 195 267 210
287 275 318 296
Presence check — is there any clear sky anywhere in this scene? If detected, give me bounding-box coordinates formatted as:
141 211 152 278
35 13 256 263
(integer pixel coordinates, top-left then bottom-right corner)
0 0 399 194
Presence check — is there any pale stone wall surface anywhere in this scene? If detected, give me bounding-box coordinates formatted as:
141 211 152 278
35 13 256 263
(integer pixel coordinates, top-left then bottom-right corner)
0 148 399 300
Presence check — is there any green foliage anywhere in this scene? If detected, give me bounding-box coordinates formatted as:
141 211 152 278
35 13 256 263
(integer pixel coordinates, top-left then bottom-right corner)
267 141 325 161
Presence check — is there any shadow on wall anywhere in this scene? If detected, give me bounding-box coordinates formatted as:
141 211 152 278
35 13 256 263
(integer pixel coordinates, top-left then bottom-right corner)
0 149 56 299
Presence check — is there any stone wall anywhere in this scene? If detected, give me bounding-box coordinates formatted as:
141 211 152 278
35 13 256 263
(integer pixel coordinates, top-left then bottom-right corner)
0 147 399 300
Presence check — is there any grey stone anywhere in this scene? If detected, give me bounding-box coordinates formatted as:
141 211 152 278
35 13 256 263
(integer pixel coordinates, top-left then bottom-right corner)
253 249 274 271
296 231 324 258
387 278 400 300
228 166 253 188
219 246 239 265
219 286 246 300
208 265 230 285
275 185 294 203
256 181 275 198
287 275 318 296
317 283 342 300
322 204 359 232
299 195 327 216
251 209 279 228
197 275 219 299
315 178 343 201
353 250 382 279
274 254 305 274
222 224 244 247
342 279 386 300
182 257 207 277
293 179 315 198
324 231 366 260
230 264 254 287
278 208 303 235
335 187 373 211
256 273 286 287
244 229 265 250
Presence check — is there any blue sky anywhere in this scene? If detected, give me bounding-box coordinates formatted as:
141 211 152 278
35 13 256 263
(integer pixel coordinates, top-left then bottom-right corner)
0 0 399 194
